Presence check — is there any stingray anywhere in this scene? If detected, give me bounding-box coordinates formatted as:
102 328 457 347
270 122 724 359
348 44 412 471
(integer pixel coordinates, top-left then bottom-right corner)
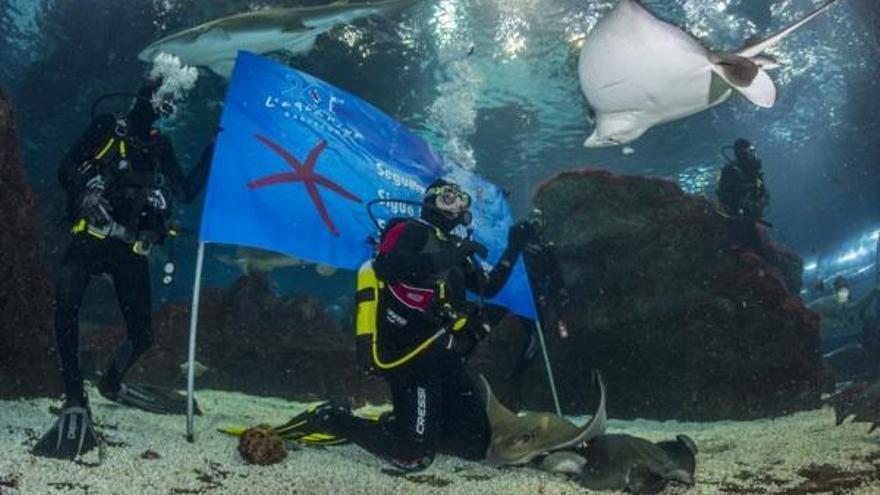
138 0 423 78
578 0 844 147
541 433 698 495
480 370 606 465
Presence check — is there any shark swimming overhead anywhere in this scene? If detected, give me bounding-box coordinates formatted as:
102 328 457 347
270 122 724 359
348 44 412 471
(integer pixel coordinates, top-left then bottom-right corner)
138 0 424 78
577 0 845 147
481 371 607 466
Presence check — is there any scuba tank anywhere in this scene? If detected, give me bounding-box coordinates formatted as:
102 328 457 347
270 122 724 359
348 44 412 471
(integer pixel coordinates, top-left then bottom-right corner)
355 260 382 375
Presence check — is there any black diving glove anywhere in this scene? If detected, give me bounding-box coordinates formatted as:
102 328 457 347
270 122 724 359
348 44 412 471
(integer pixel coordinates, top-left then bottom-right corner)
507 221 535 253
79 176 113 227
430 239 488 272
458 239 489 260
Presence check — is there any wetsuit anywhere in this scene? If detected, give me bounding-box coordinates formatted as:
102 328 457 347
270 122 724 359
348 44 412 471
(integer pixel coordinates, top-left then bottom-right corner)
716 152 769 255
54 108 211 407
717 153 768 220
329 217 522 470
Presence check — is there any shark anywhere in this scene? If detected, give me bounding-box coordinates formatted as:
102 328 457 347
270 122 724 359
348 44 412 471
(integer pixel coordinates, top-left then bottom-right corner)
216 246 340 277
215 246 305 275
578 0 844 147
138 0 424 78
315 263 338 277
480 370 607 466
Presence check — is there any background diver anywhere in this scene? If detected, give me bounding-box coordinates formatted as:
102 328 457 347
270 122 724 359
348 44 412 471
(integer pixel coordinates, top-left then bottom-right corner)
477 208 572 412
504 209 572 412
810 275 880 382
33 54 213 460
715 138 770 257
293 179 536 471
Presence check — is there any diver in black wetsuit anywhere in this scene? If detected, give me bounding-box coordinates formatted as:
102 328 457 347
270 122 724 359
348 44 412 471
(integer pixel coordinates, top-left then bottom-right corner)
506 209 571 410
315 179 534 471
33 63 212 459
716 138 770 256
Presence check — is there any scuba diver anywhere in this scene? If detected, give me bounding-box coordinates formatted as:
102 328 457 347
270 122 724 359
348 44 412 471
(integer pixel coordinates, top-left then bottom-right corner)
715 138 770 257
32 54 212 460
506 209 571 411
809 276 880 347
812 275 880 382
305 179 535 471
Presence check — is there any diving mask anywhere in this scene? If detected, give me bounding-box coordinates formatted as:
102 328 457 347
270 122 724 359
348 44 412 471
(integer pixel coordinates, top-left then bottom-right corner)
430 184 472 210
151 95 178 119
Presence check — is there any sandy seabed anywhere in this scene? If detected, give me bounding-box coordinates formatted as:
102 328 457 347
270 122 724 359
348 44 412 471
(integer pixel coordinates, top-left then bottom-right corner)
0 385 878 495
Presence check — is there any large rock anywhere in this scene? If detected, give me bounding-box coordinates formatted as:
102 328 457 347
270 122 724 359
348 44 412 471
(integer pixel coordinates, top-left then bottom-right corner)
496 169 821 421
0 88 59 398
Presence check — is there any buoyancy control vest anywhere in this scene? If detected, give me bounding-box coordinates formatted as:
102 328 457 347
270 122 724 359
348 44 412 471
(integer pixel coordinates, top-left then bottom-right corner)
72 117 175 252
354 218 470 375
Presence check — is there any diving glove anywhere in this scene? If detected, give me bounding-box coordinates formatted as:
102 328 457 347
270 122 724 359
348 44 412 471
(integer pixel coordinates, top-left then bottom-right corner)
507 221 536 252
430 239 488 272
79 177 113 227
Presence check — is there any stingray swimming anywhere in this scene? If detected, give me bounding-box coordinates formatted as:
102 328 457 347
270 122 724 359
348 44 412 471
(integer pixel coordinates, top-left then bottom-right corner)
480 371 607 465
578 0 845 147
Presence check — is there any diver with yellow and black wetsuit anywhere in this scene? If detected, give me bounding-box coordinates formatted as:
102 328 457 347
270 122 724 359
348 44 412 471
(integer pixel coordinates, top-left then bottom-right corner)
32 55 212 460
311 178 535 472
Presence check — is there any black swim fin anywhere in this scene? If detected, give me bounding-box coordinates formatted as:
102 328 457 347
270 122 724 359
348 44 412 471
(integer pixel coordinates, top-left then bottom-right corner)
32 406 100 460
101 382 201 416
273 401 351 446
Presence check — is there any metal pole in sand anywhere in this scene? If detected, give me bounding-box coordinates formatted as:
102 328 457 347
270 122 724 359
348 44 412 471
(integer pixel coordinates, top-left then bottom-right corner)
534 317 562 416
186 241 206 442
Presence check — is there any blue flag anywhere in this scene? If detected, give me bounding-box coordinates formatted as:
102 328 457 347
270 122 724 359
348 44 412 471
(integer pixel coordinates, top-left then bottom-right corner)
200 51 536 320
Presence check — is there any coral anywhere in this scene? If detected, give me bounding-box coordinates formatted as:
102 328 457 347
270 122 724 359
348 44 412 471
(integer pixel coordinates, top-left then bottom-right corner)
238 424 287 465
478 169 822 420
0 86 59 399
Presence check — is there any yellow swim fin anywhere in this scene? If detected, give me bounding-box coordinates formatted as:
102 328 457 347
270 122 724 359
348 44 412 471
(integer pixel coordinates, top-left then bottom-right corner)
217 425 248 437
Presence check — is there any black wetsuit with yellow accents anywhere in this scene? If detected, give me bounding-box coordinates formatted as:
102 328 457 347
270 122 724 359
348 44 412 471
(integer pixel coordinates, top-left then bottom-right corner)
54 98 211 407
326 216 522 471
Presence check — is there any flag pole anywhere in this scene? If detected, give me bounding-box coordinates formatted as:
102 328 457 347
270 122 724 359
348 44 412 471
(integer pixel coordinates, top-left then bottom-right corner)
534 316 562 416
186 241 206 442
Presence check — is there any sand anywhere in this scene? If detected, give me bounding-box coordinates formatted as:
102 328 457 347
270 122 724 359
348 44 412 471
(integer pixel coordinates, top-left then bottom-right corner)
1 385 878 495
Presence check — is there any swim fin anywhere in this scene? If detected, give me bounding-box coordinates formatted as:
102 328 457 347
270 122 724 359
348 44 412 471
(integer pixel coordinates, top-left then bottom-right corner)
31 406 100 460
275 401 356 446
101 382 201 416
219 402 355 447
295 431 349 447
